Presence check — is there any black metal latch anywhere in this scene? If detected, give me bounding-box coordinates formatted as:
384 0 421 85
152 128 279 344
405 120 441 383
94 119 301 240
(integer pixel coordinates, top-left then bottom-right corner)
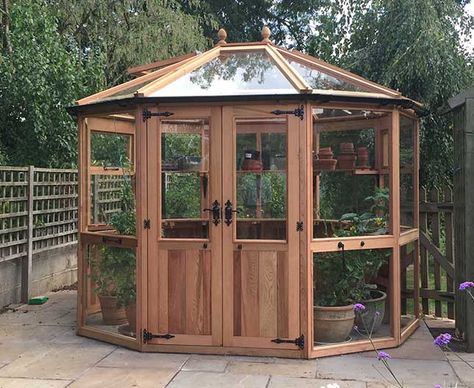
143 219 151 229
143 329 175 343
271 334 305 349
296 221 304 231
143 110 174 121
271 105 304 120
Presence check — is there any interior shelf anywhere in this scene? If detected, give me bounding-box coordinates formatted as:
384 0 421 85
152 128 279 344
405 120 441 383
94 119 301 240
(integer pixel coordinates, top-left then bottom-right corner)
314 168 383 175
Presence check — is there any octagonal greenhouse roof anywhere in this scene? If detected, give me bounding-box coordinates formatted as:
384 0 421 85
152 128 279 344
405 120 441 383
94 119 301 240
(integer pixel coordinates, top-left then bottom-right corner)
76 28 421 110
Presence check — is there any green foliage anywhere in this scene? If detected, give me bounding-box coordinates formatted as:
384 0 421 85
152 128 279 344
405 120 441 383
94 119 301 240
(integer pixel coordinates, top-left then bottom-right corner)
315 188 390 307
0 0 103 167
91 132 131 168
89 171 136 306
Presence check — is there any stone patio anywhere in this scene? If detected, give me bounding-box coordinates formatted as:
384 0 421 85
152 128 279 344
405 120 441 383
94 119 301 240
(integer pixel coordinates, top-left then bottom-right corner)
0 291 471 387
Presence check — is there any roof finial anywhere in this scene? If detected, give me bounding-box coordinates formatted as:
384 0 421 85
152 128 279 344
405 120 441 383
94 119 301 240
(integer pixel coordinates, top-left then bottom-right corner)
261 26 271 43
216 28 227 46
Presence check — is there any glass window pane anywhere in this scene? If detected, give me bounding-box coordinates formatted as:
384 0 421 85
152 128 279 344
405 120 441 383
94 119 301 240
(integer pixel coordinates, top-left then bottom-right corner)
401 242 418 330
236 119 287 240
152 51 297 97
160 119 209 239
85 243 137 340
312 108 391 238
313 248 392 346
289 59 371 92
400 115 416 232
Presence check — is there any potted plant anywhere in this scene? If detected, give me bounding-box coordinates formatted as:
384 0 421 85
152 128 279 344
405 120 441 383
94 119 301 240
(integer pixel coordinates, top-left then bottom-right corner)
108 173 137 332
335 188 390 333
313 252 357 343
89 246 127 325
89 171 136 327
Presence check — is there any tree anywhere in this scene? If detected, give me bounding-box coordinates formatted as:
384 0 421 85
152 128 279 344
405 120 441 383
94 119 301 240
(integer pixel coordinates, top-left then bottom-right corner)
329 0 474 187
0 0 103 167
51 0 212 87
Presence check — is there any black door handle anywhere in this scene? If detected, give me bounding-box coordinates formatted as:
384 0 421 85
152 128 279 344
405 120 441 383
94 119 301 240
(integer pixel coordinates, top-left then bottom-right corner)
224 200 239 226
203 200 220 225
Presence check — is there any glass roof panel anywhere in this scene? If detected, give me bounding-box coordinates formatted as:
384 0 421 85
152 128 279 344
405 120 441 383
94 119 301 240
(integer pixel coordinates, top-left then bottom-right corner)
151 50 297 96
288 59 371 92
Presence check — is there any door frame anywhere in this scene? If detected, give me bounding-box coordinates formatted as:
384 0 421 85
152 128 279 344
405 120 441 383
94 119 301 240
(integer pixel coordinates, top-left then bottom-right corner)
222 104 301 349
145 105 222 346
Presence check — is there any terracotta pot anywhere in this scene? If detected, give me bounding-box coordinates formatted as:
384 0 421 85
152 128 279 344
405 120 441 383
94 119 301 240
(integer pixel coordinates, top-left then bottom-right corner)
354 290 387 334
338 154 357 161
314 159 337 171
98 295 127 325
337 160 356 169
314 304 355 343
241 159 263 171
340 143 354 152
125 302 137 333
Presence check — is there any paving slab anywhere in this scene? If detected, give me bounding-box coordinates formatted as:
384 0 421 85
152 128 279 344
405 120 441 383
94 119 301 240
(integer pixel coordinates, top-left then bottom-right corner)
0 377 72 388
97 348 189 370
268 376 366 387
182 355 229 372
68 366 176 388
449 361 474 386
167 371 269 388
315 354 459 387
0 343 115 380
227 360 316 378
359 338 446 361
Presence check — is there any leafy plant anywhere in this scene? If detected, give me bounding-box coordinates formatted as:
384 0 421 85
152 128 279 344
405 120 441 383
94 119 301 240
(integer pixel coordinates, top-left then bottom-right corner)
89 171 136 307
314 188 390 307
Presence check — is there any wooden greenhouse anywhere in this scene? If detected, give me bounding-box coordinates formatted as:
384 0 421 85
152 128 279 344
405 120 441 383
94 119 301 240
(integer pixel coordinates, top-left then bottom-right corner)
69 28 421 358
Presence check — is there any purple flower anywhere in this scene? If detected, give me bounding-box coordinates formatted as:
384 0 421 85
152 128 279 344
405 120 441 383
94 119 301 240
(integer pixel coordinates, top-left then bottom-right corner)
377 351 391 360
433 333 452 347
434 385 442 388
459 281 474 291
353 303 366 312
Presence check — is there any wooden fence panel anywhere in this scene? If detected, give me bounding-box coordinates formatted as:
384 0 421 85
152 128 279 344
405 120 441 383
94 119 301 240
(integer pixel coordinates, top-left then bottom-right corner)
419 186 455 319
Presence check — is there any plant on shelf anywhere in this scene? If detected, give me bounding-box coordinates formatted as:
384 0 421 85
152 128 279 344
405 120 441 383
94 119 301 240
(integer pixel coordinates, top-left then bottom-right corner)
313 188 390 343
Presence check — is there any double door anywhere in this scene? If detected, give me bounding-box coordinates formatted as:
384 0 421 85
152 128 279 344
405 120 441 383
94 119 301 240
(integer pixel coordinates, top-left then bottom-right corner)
146 105 301 350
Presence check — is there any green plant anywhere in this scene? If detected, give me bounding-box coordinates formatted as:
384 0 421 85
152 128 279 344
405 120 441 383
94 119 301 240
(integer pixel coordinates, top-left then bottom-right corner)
89 172 137 307
314 188 390 307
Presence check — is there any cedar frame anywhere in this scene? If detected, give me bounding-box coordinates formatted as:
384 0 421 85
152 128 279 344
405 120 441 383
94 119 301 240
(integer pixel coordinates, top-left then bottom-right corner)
75 41 421 359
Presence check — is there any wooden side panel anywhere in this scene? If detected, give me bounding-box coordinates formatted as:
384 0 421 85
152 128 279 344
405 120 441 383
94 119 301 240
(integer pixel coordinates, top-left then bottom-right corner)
259 252 278 337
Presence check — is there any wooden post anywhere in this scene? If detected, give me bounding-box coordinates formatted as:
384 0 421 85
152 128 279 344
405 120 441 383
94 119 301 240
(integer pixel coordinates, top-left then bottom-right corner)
451 91 474 352
21 165 34 303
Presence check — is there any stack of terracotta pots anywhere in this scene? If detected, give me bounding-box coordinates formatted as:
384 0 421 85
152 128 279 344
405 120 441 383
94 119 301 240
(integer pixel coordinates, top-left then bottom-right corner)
241 150 263 171
337 143 357 169
313 147 337 171
357 147 370 169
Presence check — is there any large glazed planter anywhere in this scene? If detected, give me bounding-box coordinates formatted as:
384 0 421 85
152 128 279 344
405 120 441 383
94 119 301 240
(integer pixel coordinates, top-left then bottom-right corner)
314 304 355 343
355 290 387 334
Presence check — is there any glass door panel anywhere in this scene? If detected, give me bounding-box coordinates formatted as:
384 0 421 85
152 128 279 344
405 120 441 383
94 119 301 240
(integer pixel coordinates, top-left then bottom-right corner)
235 119 287 240
160 119 210 239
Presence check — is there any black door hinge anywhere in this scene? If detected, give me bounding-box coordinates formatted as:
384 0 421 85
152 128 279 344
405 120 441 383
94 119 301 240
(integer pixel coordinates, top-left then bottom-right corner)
271 105 304 120
143 219 151 229
296 221 304 231
143 329 175 343
142 109 174 121
271 334 305 349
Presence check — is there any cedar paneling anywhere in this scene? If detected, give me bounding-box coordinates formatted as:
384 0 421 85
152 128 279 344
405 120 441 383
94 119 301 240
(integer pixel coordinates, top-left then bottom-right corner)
240 251 260 337
259 251 278 337
168 250 187 334
233 250 242 336
277 251 289 338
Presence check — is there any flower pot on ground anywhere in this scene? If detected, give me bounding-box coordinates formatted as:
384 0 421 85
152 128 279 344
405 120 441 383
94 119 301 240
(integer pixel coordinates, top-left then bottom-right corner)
355 289 387 333
98 295 127 325
314 304 355 343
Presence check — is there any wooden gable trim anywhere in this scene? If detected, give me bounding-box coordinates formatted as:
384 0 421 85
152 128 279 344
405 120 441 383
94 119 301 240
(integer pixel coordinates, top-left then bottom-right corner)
127 52 198 77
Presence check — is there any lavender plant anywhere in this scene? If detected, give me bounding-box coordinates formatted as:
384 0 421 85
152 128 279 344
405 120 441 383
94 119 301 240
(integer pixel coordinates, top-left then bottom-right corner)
353 303 403 388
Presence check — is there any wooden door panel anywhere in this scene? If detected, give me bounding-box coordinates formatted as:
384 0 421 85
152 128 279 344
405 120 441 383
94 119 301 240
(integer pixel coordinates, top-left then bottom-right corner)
233 250 289 338
147 247 212 344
